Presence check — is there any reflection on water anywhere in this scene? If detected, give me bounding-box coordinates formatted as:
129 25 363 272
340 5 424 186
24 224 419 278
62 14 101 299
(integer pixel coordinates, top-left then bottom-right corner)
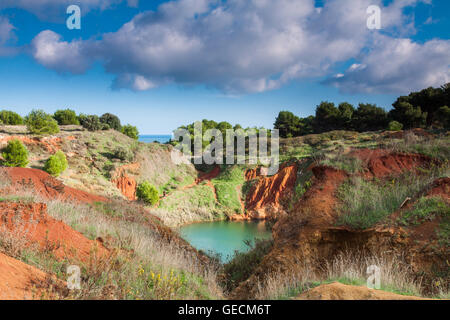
179 221 272 263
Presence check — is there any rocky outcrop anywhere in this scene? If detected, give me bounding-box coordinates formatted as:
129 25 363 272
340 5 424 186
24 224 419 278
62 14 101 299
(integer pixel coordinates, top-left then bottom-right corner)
110 163 140 201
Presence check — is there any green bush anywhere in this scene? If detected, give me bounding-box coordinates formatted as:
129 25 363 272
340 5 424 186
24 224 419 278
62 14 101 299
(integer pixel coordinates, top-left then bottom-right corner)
53 109 79 125
79 114 102 131
136 181 159 205
2 139 29 167
100 113 121 131
388 121 403 131
0 110 24 125
25 109 59 135
44 151 68 177
121 124 139 140
113 147 132 161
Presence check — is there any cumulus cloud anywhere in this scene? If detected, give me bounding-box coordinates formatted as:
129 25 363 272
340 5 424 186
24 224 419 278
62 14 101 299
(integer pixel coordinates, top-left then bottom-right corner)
31 30 91 73
28 0 446 94
324 35 450 93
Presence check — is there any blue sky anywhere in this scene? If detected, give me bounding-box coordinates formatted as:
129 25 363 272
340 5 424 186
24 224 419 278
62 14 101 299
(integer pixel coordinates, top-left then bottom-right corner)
0 0 448 134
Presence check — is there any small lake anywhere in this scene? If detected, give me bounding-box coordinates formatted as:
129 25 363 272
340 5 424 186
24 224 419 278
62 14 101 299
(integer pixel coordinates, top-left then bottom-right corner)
179 221 272 263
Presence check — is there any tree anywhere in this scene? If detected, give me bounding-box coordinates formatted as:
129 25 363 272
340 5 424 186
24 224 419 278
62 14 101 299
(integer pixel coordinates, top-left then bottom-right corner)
434 106 450 129
351 103 388 132
0 110 24 125
53 109 79 125
2 139 29 167
337 102 355 129
314 102 340 133
121 124 139 140
25 109 60 135
274 111 301 138
389 101 427 129
100 113 121 131
136 181 159 205
44 151 68 177
79 114 102 131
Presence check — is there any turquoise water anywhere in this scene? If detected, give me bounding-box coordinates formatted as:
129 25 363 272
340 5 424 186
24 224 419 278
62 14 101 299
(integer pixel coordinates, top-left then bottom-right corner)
179 221 272 263
139 135 172 144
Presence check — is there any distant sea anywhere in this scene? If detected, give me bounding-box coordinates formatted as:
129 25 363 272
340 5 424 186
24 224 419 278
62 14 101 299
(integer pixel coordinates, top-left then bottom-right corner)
139 135 172 144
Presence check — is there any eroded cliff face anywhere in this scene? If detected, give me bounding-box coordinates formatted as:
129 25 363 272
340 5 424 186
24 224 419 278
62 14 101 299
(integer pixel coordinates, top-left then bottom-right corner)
110 163 140 201
231 151 449 299
234 163 298 220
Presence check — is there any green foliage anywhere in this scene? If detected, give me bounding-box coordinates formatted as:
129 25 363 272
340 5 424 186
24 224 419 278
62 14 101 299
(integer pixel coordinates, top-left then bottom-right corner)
0 110 24 125
25 109 60 135
314 101 341 133
1 139 29 167
53 109 80 125
222 239 273 292
100 113 121 131
399 197 449 226
121 124 139 140
136 181 159 205
388 121 403 131
336 170 445 230
389 101 427 129
212 166 246 214
79 114 102 131
44 151 68 177
352 103 388 132
434 106 450 129
113 146 133 161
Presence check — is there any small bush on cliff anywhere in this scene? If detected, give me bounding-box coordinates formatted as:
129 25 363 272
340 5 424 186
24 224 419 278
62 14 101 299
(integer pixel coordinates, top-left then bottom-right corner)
122 124 139 140
79 114 102 131
113 147 133 161
1 139 29 167
100 113 121 131
388 121 403 131
136 181 159 205
25 110 60 135
0 110 24 125
44 151 68 177
53 109 79 125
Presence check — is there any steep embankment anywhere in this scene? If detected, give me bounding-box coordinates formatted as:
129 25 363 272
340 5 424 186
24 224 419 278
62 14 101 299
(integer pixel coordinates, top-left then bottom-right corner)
232 149 449 299
0 252 65 300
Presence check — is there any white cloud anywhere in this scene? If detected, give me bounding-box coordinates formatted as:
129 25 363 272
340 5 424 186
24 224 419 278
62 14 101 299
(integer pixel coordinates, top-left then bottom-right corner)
28 0 445 94
31 30 90 73
0 16 17 56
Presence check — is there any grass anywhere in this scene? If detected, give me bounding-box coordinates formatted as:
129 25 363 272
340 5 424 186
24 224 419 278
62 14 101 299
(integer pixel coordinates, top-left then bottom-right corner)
0 195 224 300
212 165 246 215
255 250 437 300
336 166 448 229
399 196 449 226
386 132 450 161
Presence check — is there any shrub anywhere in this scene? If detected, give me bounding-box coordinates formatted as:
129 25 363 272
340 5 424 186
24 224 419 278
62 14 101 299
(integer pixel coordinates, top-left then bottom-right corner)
0 110 24 125
100 113 121 131
25 109 60 135
388 121 403 131
79 114 102 131
2 139 29 167
136 181 159 205
121 124 139 140
113 147 132 161
44 151 68 177
53 109 79 125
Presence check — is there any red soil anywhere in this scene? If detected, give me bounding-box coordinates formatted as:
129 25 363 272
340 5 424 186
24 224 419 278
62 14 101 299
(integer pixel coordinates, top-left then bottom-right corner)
111 163 140 201
0 202 108 262
426 177 450 200
1 167 107 204
0 252 64 300
351 149 434 178
244 164 298 219
0 135 68 153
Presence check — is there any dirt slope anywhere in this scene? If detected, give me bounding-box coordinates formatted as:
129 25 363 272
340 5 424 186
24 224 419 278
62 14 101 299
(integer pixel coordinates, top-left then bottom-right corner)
0 202 108 262
0 252 64 300
1 167 107 203
296 282 428 300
